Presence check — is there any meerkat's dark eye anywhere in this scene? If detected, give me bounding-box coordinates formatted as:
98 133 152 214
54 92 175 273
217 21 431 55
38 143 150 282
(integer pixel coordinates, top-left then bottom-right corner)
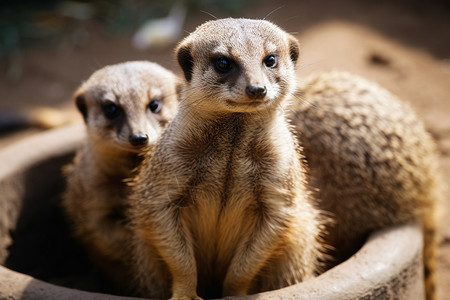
102 102 122 119
263 54 278 68
214 56 232 73
148 99 162 113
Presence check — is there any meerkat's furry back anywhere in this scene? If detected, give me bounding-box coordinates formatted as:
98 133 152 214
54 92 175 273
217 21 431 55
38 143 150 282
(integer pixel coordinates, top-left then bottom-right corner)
290 71 439 299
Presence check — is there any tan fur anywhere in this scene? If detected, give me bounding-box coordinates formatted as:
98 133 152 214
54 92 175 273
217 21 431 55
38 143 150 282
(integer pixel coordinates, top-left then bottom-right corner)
289 71 439 300
129 18 325 300
62 61 179 293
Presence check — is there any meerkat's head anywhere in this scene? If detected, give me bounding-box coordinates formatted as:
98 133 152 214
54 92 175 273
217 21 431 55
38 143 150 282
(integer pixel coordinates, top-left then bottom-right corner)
175 18 299 114
74 61 180 152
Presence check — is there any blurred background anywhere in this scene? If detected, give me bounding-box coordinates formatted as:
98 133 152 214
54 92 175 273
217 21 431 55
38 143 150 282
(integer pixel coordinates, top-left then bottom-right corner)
0 0 449 298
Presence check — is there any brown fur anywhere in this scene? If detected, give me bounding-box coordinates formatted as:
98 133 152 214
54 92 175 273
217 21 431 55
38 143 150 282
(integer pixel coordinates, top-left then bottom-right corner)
62 61 179 293
129 18 325 299
289 71 439 300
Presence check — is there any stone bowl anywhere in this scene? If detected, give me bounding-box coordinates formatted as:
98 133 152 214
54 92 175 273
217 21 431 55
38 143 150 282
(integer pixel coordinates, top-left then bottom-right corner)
0 124 425 299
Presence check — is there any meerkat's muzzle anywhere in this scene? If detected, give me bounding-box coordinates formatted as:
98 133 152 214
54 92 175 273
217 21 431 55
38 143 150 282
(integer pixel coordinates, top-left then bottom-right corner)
129 133 149 146
246 85 267 99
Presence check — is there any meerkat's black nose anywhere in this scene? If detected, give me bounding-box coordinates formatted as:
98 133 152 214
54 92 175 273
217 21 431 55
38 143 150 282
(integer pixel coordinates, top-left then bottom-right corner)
129 134 148 146
246 85 267 99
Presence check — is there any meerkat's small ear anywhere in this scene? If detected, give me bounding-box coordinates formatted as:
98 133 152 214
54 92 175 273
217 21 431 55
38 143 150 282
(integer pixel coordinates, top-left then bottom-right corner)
176 42 194 82
75 93 88 123
287 35 300 65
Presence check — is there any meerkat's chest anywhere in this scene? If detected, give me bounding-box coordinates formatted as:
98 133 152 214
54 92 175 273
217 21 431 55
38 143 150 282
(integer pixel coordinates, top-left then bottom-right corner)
176 131 294 257
176 133 280 203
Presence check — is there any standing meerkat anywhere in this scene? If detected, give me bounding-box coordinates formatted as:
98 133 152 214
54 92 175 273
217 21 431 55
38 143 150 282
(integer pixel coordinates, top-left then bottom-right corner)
129 18 325 299
63 61 180 293
289 71 439 300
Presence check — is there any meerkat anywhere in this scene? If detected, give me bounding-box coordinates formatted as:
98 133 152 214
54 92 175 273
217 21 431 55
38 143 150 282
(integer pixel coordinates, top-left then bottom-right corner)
289 71 439 299
129 18 325 299
62 61 180 293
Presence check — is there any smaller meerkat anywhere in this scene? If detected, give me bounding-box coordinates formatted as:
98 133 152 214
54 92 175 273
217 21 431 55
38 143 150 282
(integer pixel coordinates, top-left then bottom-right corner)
63 61 179 293
129 18 325 300
289 71 439 300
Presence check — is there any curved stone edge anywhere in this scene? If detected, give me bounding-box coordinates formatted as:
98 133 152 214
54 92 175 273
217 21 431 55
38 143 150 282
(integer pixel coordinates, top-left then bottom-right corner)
0 125 425 300
0 123 85 180
0 265 139 300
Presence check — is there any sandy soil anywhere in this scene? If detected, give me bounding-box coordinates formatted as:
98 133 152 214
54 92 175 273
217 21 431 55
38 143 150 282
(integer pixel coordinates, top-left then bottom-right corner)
0 0 449 298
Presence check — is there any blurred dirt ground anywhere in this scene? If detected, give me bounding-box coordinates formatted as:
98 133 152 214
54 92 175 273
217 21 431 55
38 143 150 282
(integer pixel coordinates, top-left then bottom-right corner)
0 0 449 298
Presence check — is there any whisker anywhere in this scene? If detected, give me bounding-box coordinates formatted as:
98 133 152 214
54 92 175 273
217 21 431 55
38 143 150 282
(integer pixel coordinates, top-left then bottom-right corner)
200 10 219 20
263 5 285 21
291 89 320 111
